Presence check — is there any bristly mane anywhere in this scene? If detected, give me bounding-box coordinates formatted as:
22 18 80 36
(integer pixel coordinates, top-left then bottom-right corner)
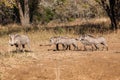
15 34 21 38
87 34 96 38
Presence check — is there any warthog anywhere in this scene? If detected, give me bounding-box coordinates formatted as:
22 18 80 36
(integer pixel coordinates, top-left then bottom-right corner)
55 37 79 50
79 34 108 51
50 36 68 50
50 36 78 50
9 34 30 52
79 35 97 51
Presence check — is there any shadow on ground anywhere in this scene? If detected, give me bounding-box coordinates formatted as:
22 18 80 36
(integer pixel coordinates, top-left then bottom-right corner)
0 22 114 36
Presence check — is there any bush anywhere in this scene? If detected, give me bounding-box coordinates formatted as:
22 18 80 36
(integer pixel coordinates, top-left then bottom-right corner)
33 7 55 24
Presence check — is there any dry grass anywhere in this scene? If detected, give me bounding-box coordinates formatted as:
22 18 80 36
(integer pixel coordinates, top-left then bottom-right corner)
0 29 120 80
0 18 120 80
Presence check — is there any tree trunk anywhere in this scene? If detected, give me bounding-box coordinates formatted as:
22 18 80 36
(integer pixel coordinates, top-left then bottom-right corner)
109 15 117 30
24 0 30 27
16 0 30 27
109 0 118 30
100 0 118 31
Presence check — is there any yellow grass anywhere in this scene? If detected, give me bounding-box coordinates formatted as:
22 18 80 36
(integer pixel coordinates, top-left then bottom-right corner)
0 17 120 80
0 29 120 80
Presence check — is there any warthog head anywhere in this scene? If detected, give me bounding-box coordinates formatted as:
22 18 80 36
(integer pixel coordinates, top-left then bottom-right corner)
79 34 93 41
9 34 18 46
50 37 57 44
79 35 86 41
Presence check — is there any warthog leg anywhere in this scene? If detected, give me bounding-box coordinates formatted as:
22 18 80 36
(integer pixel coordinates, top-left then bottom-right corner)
65 45 71 50
72 44 78 50
22 44 25 52
94 44 99 51
56 44 68 51
27 43 31 51
101 43 108 51
15 44 21 52
56 44 59 51
15 44 22 52
63 44 69 50
84 45 87 51
15 44 19 51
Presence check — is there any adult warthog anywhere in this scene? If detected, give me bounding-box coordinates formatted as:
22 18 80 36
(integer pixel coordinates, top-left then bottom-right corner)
9 34 31 52
79 34 108 51
50 36 78 51
50 36 68 51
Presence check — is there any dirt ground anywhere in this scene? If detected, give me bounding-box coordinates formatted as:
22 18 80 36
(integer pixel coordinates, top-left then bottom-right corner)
0 32 120 80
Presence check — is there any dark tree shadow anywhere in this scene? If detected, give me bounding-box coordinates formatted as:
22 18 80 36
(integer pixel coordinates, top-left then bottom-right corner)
0 20 116 37
42 22 111 35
